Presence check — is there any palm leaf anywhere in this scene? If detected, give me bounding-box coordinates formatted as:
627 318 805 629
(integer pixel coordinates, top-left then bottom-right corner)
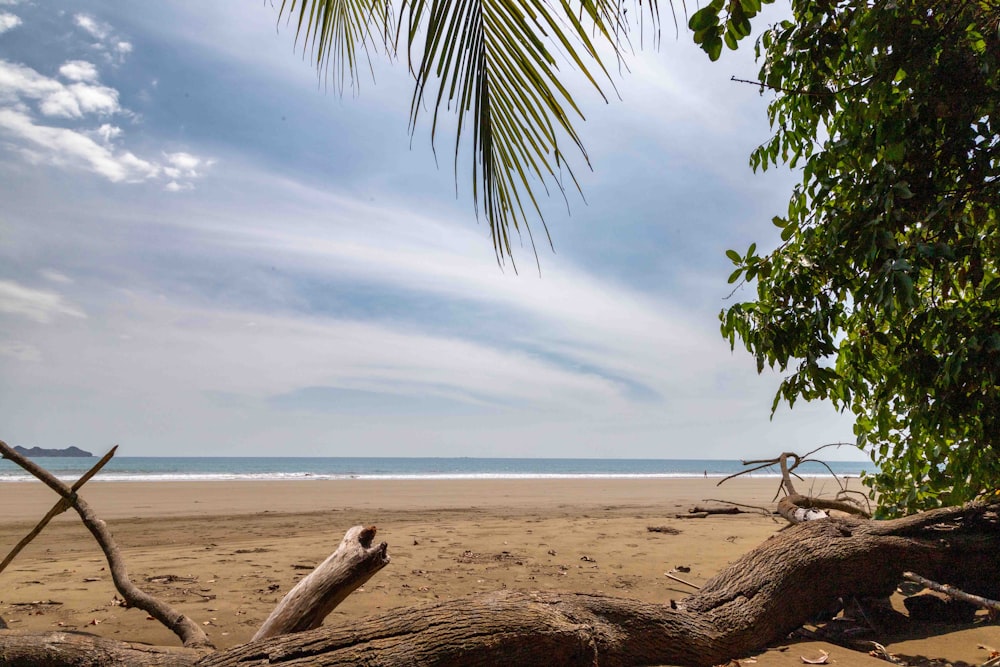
279 0 394 91
278 0 670 264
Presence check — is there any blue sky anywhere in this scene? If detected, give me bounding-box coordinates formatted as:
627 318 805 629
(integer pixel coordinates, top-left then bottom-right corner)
0 1 858 458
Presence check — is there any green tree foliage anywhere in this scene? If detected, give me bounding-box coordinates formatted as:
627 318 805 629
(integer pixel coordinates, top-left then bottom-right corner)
717 1 1000 515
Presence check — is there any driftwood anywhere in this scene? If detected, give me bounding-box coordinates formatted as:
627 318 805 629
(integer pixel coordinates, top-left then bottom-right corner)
253 525 389 640
2 501 998 666
2 444 998 666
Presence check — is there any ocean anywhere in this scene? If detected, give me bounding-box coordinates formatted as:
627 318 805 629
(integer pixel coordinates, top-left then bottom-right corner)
0 457 872 483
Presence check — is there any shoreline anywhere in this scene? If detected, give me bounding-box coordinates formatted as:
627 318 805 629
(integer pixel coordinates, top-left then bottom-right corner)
0 477 861 521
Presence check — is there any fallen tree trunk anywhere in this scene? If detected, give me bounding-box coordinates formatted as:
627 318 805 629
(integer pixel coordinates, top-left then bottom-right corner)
2 502 996 667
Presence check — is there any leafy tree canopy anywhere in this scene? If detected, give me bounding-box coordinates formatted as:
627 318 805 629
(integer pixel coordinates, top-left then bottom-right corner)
717 0 1000 515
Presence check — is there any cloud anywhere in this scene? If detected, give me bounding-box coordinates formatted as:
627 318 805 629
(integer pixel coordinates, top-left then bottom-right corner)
93 123 122 144
0 60 120 118
39 81 120 118
164 151 212 179
0 11 20 33
0 59 210 186
74 14 111 41
73 14 133 65
59 60 100 83
0 108 159 181
165 180 193 192
0 280 86 323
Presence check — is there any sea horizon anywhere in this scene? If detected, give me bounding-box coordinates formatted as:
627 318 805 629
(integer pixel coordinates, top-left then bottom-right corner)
0 456 872 483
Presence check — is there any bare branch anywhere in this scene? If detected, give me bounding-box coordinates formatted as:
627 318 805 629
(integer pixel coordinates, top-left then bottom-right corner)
902 571 1000 612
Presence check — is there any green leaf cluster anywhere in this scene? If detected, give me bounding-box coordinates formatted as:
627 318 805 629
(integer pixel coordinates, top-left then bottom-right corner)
719 1 1000 516
689 0 774 61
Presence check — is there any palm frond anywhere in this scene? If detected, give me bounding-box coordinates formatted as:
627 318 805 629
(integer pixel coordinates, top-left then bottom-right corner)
278 0 670 264
279 0 395 92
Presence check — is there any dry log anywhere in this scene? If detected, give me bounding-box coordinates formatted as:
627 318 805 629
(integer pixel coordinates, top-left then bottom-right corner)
3 502 995 667
253 525 389 640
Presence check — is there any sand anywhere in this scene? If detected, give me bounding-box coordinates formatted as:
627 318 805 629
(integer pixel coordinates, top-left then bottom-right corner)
1 478 996 666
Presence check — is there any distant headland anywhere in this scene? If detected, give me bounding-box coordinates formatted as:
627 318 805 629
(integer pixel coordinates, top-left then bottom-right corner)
13 445 93 458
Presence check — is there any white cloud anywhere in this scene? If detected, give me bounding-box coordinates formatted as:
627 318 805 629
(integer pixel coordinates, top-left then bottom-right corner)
0 60 120 118
37 83 120 118
0 60 209 185
163 152 213 189
74 14 110 41
0 60 63 105
0 11 20 33
65 82 119 115
0 280 86 323
0 108 159 181
93 123 122 144
72 14 134 65
165 180 192 192
59 60 100 83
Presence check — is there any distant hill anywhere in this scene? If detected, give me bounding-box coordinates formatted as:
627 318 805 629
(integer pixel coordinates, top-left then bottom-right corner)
13 445 93 458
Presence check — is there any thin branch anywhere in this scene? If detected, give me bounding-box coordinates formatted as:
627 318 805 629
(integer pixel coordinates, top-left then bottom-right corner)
902 571 1000 612
716 460 779 486
730 75 873 97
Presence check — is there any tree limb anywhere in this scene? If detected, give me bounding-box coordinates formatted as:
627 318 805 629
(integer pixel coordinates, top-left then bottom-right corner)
253 525 390 640
902 571 1000 612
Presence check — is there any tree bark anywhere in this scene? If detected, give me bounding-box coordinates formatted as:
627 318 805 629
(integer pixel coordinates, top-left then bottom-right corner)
0 631 204 667
2 503 994 667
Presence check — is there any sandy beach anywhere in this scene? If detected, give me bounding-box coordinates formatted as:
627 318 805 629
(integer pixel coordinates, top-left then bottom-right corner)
1 478 996 666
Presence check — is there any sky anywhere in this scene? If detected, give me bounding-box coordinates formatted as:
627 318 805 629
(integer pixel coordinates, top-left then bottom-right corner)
0 1 860 459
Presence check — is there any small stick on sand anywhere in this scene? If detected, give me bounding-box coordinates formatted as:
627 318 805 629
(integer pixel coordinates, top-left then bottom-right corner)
665 572 700 590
